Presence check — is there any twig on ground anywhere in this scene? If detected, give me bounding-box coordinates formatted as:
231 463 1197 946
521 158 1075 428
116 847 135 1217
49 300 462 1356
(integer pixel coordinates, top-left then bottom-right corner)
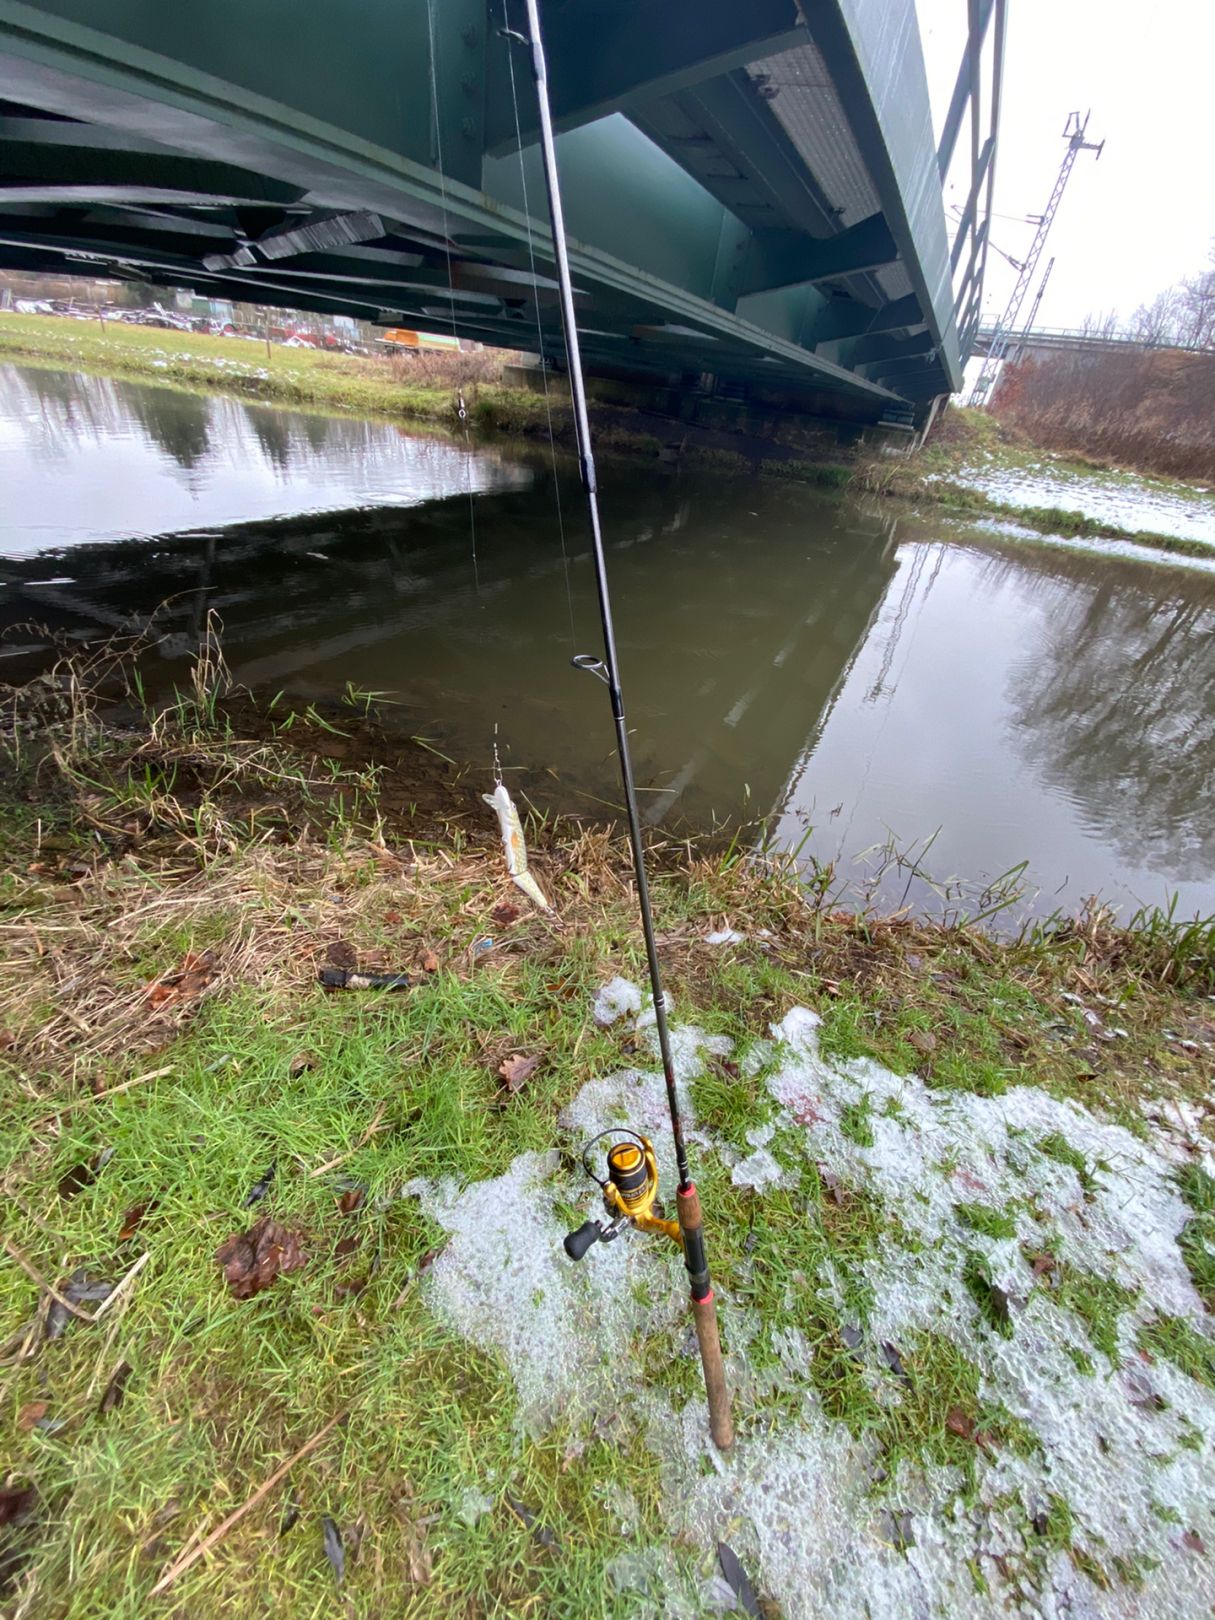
150 1409 347 1595
3 1236 95 1323
307 1103 388 1178
31 1066 174 1129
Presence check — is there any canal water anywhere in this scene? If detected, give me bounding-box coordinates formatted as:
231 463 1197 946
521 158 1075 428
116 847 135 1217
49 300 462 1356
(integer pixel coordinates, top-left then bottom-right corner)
2 360 1213 924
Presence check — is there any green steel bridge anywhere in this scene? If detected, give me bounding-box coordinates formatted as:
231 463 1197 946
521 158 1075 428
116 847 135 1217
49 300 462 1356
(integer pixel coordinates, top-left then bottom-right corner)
0 0 1005 428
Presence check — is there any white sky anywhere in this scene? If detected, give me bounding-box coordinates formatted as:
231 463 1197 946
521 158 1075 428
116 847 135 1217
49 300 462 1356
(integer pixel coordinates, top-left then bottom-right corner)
916 0 1215 330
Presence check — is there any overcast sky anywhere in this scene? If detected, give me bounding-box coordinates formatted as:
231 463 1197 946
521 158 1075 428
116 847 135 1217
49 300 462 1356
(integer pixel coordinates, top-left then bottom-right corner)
915 0 1215 331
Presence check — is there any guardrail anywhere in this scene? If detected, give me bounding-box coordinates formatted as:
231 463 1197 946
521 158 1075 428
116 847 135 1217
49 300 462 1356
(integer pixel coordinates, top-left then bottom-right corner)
973 324 1215 357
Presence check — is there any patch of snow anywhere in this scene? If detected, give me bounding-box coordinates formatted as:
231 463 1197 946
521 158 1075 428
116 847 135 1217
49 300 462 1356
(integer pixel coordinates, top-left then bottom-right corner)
592 975 642 1026
705 928 745 945
404 989 1215 1618
954 461 1215 548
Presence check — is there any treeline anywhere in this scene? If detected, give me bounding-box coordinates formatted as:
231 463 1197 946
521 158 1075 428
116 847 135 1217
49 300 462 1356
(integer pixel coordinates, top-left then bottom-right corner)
993 247 1215 482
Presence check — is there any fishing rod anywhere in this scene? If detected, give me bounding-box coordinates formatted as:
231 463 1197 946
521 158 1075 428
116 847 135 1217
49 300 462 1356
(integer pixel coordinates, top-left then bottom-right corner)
513 0 733 1452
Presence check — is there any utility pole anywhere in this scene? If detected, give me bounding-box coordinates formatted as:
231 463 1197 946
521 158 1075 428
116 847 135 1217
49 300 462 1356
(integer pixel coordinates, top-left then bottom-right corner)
1007 254 1055 366
969 112 1103 407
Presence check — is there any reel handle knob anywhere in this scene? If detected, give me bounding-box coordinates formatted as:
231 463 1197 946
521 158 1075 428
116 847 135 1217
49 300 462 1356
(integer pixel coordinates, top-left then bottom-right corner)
563 1220 603 1261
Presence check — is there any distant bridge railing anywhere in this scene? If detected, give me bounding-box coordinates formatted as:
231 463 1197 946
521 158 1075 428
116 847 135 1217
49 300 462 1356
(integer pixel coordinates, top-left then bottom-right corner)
973 324 1215 359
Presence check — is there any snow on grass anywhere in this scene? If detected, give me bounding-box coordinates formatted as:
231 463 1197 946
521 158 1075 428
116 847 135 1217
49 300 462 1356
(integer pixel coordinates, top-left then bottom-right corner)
406 984 1215 1617
954 460 1215 547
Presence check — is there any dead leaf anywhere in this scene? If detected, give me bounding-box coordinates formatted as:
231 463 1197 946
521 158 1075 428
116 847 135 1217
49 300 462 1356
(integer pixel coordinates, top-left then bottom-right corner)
421 949 439 973
215 1217 306 1300
118 1200 154 1241
383 910 402 925
506 1497 559 1550
907 1029 937 1055
326 940 358 971
717 1542 761 1616
321 1516 344 1584
881 1341 910 1382
145 949 216 1011
406 1532 433 1585
1028 1252 1056 1278
498 1053 540 1093
1181 1529 1206 1554
878 1508 915 1550
819 1165 846 1203
392 1482 432 1584
279 1502 301 1536
17 1402 48 1432
98 1361 132 1415
337 1187 365 1217
0 1029 15 1051
490 902 520 927
58 1147 112 1201
945 1405 972 1440
289 1052 317 1078
0 1484 35 1526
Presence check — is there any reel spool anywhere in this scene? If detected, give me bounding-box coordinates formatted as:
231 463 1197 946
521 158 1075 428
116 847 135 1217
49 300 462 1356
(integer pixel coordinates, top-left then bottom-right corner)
563 1129 681 1260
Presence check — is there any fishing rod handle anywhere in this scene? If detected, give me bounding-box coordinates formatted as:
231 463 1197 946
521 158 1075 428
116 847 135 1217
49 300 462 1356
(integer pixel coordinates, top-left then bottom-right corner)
677 1184 734 1451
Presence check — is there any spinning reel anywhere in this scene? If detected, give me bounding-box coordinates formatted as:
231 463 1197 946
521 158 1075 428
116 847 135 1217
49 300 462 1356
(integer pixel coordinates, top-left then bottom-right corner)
563 1130 681 1260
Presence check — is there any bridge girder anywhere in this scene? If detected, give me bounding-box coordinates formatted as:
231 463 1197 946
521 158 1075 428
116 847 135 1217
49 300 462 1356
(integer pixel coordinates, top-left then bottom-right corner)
0 0 967 418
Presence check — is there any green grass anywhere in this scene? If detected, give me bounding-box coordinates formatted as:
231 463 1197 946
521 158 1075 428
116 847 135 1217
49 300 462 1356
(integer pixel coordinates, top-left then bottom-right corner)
954 1202 1019 1241
1036 1132 1097 1193
1138 1315 1215 1390
3 647 1214 1616
1047 1265 1139 1362
0 311 557 441
1173 1164 1215 1310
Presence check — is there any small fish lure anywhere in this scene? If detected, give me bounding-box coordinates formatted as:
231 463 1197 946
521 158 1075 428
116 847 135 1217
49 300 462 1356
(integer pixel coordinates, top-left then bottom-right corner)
482 780 551 911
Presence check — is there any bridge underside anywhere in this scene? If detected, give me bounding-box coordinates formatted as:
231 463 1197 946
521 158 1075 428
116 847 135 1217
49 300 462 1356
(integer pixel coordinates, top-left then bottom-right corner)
0 0 963 423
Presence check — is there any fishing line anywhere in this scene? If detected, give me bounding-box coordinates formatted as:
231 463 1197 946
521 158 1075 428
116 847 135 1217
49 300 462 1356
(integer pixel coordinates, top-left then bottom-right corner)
502 0 577 648
423 0 480 597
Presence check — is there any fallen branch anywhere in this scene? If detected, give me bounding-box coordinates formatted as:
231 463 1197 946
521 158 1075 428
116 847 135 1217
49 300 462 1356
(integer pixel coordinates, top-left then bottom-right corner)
150 1409 347 1595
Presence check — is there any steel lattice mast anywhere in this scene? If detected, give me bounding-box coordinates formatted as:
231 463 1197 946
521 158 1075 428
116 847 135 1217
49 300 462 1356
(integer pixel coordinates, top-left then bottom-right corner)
969 112 1103 407
1007 254 1056 366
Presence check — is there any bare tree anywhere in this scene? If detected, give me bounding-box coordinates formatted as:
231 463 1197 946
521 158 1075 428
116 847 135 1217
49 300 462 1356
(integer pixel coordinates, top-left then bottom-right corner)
1129 287 1183 348
1177 245 1215 349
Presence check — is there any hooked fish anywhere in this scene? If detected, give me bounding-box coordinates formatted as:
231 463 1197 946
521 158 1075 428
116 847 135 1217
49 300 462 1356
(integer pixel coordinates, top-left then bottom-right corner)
482 780 551 911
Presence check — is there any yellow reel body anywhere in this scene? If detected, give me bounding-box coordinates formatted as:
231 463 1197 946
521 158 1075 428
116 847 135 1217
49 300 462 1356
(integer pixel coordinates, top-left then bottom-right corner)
563 1131 681 1258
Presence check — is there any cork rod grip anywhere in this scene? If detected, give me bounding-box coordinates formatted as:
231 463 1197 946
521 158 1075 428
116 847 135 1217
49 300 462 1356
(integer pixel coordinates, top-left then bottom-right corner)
678 1183 734 1451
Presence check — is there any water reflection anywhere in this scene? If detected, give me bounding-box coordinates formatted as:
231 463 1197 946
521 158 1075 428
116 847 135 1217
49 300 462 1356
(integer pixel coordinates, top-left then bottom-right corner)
3 361 1214 921
773 531 1215 918
1002 549 1215 880
0 361 530 556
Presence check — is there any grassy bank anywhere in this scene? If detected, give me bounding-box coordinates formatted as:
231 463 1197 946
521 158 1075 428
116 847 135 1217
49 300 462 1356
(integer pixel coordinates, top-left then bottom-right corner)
863 408 1215 561
2 641 1213 1617
0 311 566 442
